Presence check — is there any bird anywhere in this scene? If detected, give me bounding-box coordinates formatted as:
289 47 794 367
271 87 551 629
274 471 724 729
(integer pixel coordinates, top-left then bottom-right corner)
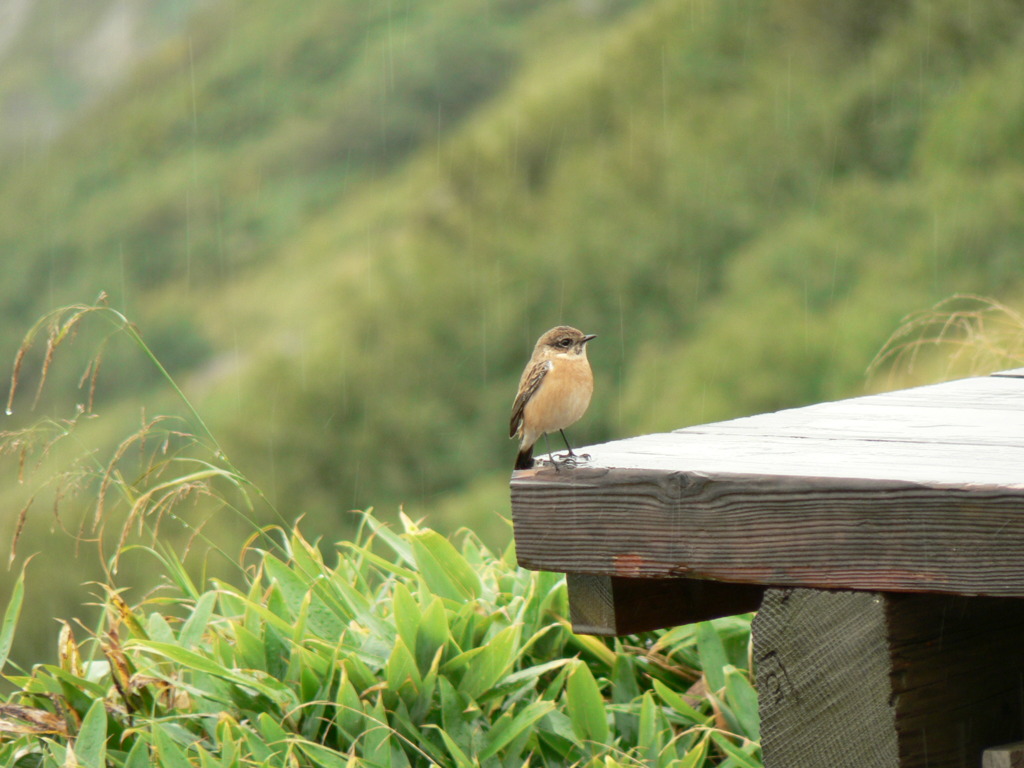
510 325 596 471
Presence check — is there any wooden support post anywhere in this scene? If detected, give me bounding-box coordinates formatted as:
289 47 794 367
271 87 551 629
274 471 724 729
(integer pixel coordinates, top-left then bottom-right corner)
983 741 1024 768
753 588 1024 768
566 574 764 635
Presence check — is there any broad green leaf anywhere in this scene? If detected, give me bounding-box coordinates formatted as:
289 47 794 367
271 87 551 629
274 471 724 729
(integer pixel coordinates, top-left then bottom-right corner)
479 700 556 761
43 738 68 766
652 624 698 654
454 624 520 700
263 555 309 614
536 708 586 762
257 712 289 747
652 678 708 724
264 622 290 681
448 600 496 651
178 591 217 650
536 570 568 616
72 698 106 768
128 640 296 706
564 622 617 668
658 730 682 765
709 684 751 746
489 657 573 702
610 652 641 703
240 726 276 764
299 663 333 741
408 529 481 602
392 582 421 656
290 528 327 579
696 621 729 693
711 732 761 768
638 691 664 761
152 724 194 768
146 612 176 644
326 570 392 639
336 544 418 583
724 665 760 741
610 652 642 743
231 624 266 670
336 669 366 738
210 579 246 617
216 714 242 754
296 741 353 768
382 700 433 765
45 665 107 698
0 562 26 672
416 596 450 673
196 746 220 768
264 555 344 639
361 697 396 767
540 658 576 703
426 724 475 768
341 652 378 693
678 732 710 768
220 589 306 639
566 661 609 745
386 636 422 702
123 737 152 768
357 512 415 566
438 676 472 748
263 575 292 624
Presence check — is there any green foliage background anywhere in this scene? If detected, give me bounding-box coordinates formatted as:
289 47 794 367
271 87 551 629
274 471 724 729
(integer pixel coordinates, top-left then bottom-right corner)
0 515 761 767
3 0 1024 666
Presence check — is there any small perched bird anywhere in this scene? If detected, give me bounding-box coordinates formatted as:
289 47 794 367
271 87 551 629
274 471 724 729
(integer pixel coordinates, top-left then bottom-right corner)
510 325 596 470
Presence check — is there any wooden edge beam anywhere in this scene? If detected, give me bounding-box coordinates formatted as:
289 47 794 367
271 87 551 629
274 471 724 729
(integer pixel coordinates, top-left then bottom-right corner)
983 741 1024 768
566 574 765 636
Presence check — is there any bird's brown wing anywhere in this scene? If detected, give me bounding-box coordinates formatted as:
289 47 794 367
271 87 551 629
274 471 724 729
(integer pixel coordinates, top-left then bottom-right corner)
510 360 550 438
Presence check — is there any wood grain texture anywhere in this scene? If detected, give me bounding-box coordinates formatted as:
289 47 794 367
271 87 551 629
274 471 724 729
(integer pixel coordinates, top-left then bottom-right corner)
886 593 1024 768
753 589 898 768
531 375 1024 483
566 574 764 635
754 588 1024 768
511 374 1024 596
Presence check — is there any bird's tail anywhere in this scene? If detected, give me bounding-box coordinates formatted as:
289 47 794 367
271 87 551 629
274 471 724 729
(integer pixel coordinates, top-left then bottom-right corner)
514 445 534 470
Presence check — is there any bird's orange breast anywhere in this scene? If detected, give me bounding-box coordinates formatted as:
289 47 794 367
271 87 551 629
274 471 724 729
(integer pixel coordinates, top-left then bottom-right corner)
522 357 593 435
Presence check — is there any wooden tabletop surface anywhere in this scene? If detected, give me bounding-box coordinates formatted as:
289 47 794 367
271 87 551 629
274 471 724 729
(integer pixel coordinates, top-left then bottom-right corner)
511 371 1024 597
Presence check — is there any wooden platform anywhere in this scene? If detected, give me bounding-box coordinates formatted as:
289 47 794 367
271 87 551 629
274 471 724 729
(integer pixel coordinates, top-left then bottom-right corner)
512 371 1024 596
510 371 1024 768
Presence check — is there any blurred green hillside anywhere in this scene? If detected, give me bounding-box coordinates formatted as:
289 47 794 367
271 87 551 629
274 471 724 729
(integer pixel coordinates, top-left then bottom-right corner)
3 0 1024 659
0 0 203 150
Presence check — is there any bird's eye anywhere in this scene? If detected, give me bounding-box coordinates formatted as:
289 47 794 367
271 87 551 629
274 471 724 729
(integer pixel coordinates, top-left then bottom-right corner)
558 338 572 348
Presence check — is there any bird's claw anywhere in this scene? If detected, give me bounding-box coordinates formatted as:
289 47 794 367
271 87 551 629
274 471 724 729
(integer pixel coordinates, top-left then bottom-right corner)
535 453 591 471
557 452 591 466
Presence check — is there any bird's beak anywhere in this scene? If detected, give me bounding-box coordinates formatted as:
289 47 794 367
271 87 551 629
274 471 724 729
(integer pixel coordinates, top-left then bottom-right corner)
582 334 597 344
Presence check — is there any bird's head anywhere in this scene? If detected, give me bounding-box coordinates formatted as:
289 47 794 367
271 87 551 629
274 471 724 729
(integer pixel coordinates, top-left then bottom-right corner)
535 326 597 358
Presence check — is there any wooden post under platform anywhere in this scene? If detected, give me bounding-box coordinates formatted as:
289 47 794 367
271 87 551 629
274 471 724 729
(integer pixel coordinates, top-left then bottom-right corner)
753 588 1024 768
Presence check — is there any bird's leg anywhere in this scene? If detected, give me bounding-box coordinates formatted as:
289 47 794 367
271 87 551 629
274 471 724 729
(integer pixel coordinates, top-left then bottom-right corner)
542 434 561 472
558 429 576 458
558 430 590 465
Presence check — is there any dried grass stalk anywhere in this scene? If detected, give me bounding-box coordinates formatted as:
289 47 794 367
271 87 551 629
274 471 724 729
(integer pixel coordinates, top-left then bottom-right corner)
869 293 1024 383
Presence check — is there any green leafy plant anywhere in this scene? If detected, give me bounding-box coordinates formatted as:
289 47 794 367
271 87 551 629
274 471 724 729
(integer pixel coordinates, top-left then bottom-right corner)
0 514 759 767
